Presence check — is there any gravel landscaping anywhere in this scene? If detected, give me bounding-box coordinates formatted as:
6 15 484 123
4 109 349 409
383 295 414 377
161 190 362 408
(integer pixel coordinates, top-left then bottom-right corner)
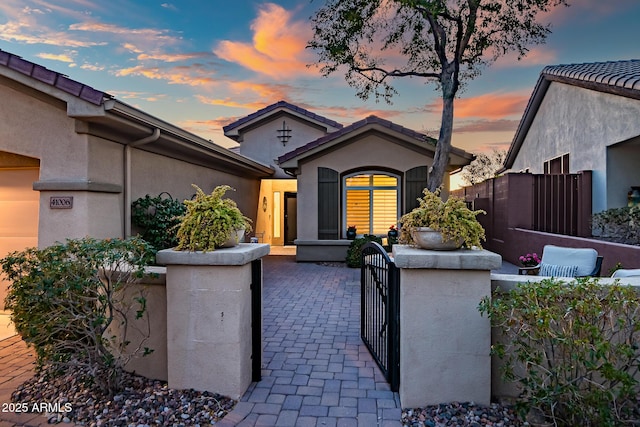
402 402 524 427
11 365 236 426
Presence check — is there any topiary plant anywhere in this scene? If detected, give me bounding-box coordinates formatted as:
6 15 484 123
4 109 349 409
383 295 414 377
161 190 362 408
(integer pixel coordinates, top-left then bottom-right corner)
399 187 486 248
175 184 252 252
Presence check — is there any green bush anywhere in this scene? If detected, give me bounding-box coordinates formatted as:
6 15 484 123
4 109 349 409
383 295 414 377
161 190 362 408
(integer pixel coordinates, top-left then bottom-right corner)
1 237 155 396
591 205 640 245
345 234 383 268
479 277 640 426
132 192 186 251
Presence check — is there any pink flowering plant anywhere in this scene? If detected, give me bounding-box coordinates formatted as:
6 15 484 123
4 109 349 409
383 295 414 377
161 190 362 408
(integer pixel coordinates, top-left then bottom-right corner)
519 252 541 267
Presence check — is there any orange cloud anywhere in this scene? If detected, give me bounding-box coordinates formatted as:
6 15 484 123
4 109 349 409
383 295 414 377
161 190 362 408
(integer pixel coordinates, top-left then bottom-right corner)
494 45 558 68
452 92 530 119
213 3 313 79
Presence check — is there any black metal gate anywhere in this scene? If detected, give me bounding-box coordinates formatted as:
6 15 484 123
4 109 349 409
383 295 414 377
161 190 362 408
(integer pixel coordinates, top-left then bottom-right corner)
251 259 262 382
360 242 400 391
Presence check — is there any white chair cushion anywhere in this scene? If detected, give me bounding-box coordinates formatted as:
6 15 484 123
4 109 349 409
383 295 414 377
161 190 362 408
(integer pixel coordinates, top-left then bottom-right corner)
612 269 640 278
540 262 579 277
540 245 598 277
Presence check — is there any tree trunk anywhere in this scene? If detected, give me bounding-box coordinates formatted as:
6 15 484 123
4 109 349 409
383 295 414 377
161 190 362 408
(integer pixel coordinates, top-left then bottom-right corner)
427 69 456 192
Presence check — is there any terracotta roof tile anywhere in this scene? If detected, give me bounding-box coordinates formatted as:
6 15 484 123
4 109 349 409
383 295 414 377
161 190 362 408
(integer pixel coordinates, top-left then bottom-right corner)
0 48 108 106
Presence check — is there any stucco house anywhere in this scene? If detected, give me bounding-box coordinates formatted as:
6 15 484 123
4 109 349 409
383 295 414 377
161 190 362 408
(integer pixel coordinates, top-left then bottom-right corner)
0 48 272 301
226 104 474 261
0 47 474 287
502 60 640 214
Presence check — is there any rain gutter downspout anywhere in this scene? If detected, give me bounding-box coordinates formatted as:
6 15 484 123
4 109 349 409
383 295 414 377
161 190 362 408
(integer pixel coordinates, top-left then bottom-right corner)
124 128 161 237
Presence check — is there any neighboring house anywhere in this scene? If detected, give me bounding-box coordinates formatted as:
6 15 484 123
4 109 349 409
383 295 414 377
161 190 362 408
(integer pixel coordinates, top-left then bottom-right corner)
503 60 640 213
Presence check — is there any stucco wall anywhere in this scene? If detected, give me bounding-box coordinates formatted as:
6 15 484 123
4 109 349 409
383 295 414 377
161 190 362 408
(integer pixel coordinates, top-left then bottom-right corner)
0 84 89 180
296 135 436 240
129 148 261 231
510 82 640 212
238 114 330 178
0 81 262 248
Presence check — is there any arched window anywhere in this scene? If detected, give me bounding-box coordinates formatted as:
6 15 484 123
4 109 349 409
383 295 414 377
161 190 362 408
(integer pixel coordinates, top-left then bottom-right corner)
343 172 400 236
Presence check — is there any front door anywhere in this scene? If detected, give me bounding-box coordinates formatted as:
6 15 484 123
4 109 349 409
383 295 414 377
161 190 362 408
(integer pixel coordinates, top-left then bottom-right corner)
284 192 297 245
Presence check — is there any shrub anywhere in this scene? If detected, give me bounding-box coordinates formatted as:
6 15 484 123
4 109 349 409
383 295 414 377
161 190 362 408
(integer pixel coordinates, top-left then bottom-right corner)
479 277 640 426
591 205 640 245
175 184 252 252
131 192 186 251
346 234 383 268
1 237 155 396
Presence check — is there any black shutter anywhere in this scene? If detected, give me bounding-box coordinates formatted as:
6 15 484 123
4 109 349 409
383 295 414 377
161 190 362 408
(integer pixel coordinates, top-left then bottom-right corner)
318 167 339 239
405 166 428 213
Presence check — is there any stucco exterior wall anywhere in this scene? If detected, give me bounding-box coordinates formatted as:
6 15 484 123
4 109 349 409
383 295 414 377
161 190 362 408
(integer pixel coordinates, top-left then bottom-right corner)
296 135 436 240
0 84 89 180
129 148 261 232
238 114 330 178
0 81 262 248
510 82 640 212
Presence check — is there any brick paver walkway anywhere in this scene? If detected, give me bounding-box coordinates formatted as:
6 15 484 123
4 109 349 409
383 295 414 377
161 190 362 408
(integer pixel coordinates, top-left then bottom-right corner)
219 256 402 427
0 255 402 426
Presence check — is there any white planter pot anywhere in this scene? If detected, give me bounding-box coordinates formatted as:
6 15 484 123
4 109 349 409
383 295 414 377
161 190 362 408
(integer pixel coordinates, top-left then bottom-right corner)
411 227 462 251
219 228 246 248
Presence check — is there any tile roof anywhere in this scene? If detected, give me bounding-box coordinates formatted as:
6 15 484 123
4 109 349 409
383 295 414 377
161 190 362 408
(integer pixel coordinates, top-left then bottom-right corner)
0 49 108 105
223 100 343 134
278 115 436 164
503 59 640 171
542 59 640 99
543 60 640 89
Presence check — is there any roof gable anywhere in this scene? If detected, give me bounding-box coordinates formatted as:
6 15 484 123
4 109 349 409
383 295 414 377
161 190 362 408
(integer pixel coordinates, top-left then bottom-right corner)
503 59 640 170
223 100 343 141
278 115 473 169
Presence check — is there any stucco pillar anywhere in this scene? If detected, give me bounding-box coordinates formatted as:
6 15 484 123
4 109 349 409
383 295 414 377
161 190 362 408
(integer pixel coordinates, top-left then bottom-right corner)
156 244 270 400
392 245 501 408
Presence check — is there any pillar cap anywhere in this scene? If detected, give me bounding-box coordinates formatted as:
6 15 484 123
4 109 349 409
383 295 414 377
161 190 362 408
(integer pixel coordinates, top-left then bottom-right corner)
392 245 501 270
157 243 270 266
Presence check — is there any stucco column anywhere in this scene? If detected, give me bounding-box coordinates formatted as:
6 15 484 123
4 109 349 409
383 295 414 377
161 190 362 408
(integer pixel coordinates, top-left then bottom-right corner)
392 245 501 408
156 243 270 400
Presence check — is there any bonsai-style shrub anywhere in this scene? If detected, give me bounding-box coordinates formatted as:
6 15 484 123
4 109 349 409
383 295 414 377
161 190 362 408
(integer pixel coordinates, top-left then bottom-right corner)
1 237 155 396
346 234 383 268
175 184 252 252
399 188 486 248
479 277 640 426
131 192 186 251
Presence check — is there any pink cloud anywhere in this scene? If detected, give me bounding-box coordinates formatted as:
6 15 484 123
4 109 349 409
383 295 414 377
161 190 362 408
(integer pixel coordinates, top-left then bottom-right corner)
213 3 313 79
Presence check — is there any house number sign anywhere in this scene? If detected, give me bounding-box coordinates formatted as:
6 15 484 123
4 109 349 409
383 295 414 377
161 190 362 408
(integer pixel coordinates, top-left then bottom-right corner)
50 196 73 209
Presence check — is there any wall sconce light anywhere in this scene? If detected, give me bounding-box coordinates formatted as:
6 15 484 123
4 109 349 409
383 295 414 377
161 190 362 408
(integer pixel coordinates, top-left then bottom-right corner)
277 120 292 146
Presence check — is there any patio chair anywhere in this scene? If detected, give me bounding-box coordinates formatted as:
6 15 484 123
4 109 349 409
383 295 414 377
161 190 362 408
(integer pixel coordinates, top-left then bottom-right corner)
612 269 640 278
518 244 603 277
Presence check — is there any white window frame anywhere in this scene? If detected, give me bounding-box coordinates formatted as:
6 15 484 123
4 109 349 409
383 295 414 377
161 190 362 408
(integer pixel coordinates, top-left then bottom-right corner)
342 171 401 237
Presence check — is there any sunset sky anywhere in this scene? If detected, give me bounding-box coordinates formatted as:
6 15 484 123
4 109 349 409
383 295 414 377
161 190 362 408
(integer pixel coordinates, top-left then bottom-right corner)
1 0 639 155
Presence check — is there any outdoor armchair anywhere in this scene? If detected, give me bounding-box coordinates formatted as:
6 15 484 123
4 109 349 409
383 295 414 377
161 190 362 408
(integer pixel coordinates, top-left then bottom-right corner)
518 244 603 277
